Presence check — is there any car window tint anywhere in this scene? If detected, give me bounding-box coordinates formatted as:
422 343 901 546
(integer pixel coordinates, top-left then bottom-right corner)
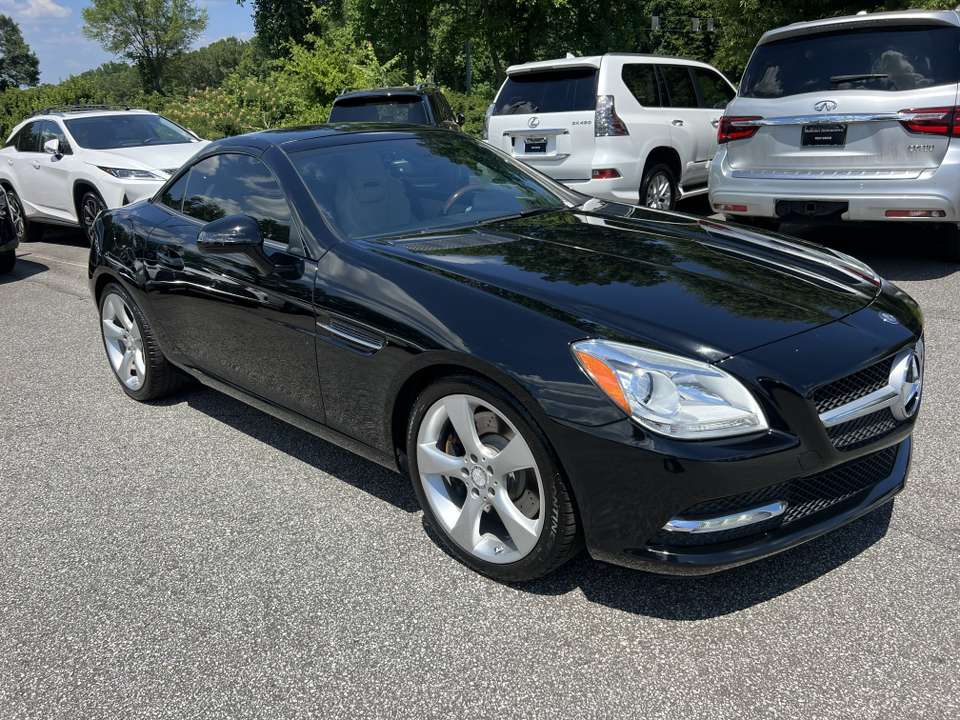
621 64 662 107
182 154 295 247
329 97 429 124
159 172 188 213
741 25 960 98
658 66 698 108
40 121 73 155
694 68 735 109
64 114 194 149
15 122 40 153
494 68 598 115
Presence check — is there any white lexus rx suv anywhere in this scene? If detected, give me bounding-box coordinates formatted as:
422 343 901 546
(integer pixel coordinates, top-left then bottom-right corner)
0 105 208 243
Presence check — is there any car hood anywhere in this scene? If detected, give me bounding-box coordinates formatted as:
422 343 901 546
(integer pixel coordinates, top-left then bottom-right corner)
81 141 209 173
377 203 882 362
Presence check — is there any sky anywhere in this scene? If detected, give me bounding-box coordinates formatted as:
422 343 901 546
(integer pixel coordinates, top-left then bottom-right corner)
1 0 256 84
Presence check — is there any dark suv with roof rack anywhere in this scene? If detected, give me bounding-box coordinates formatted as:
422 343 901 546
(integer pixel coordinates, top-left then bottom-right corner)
328 85 464 131
0 104 207 244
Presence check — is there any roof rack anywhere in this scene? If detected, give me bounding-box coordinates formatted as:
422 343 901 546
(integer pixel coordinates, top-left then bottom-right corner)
27 104 134 118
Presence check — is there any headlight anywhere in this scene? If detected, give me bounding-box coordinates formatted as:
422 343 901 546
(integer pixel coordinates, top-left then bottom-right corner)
98 167 163 180
572 339 768 440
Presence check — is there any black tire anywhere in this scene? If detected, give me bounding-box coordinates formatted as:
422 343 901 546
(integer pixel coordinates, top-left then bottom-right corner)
80 191 106 245
98 282 186 401
0 251 14 274
943 223 960 263
6 189 43 242
639 163 678 211
407 375 581 581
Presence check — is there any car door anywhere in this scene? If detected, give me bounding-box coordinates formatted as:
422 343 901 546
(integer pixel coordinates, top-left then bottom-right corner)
657 64 720 189
6 121 43 214
32 121 75 221
142 151 325 422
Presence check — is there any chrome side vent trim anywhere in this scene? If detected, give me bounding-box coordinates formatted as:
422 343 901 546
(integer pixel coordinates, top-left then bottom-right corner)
318 318 385 352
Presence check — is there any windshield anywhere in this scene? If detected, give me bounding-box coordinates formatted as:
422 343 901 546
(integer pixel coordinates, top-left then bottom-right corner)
741 25 960 98
65 114 196 149
292 134 568 239
329 96 429 124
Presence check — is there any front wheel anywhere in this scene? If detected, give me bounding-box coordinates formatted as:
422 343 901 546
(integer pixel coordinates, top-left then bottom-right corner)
99 283 186 401
407 376 581 581
80 191 106 245
639 163 677 211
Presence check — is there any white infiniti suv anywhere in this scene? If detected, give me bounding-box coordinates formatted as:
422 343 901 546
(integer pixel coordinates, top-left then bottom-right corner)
709 9 960 260
0 105 208 243
483 53 736 210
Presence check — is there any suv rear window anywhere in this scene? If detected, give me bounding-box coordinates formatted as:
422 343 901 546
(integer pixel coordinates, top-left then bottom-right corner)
741 25 960 98
329 96 429 124
494 68 598 115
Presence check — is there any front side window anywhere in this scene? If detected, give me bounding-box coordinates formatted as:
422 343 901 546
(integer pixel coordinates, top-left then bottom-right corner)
741 25 960 98
695 68 735 109
180 154 295 246
64 114 195 149
658 66 699 108
622 64 662 107
40 121 73 155
494 68 598 115
291 134 567 240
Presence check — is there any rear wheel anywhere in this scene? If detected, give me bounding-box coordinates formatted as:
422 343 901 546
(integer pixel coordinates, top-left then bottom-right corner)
6 189 43 242
80 191 106 245
407 376 581 581
640 163 677 211
99 282 186 401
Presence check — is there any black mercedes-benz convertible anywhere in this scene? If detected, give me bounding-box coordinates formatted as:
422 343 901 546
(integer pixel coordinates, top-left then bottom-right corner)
89 125 924 581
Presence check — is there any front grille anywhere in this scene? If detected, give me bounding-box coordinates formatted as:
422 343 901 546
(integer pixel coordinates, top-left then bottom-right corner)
648 445 899 548
812 355 894 414
827 410 902 452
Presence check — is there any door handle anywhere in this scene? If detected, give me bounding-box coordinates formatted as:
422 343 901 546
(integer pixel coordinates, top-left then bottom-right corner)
6 159 12 166
671 119 684 126
711 118 720 128
156 245 184 270
32 161 40 170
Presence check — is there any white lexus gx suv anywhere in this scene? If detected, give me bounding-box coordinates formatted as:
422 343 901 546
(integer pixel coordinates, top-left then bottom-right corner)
0 105 208 243
483 53 736 210
709 9 960 260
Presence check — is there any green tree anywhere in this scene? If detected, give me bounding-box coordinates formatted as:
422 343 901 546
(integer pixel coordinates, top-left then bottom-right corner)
237 0 330 58
172 37 250 93
0 14 40 91
82 0 208 94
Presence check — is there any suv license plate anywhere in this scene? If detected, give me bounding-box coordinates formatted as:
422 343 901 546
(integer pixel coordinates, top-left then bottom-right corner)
524 137 547 153
801 124 847 147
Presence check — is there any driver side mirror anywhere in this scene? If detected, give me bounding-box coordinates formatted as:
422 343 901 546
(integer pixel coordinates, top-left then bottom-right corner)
43 138 62 158
455 112 465 126
198 215 275 275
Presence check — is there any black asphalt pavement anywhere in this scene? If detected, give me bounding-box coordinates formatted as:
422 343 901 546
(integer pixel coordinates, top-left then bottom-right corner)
1 217 958 719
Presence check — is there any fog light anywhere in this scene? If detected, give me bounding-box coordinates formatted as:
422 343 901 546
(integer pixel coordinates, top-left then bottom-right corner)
714 204 748 212
592 168 621 179
885 210 946 218
663 501 787 534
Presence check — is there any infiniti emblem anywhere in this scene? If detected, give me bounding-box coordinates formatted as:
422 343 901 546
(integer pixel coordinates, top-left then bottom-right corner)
879 312 900 325
814 100 838 112
527 116 540 129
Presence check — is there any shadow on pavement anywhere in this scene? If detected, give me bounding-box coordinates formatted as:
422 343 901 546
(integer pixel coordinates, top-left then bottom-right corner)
0 255 49 283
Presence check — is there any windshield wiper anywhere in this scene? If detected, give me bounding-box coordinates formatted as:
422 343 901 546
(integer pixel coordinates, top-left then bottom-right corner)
829 73 888 83
474 206 564 225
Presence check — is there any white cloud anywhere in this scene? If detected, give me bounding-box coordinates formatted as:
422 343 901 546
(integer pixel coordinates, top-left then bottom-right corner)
0 0 71 20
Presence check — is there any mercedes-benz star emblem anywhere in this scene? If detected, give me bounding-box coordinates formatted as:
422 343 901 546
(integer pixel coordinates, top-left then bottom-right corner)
890 339 924 421
879 312 900 325
814 100 838 112
527 116 540 129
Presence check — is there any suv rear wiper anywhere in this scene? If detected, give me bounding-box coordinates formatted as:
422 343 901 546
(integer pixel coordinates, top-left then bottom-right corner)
829 73 888 83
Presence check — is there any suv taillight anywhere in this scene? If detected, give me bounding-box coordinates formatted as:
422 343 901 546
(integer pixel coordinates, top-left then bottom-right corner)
899 107 960 136
595 96 629 136
718 116 762 143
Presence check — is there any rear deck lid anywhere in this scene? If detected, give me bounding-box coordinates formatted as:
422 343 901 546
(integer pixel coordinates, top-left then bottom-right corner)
725 19 960 178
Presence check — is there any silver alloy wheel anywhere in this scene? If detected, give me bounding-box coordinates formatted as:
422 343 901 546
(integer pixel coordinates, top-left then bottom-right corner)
415 393 545 564
101 292 146 390
644 172 673 209
8 192 25 240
